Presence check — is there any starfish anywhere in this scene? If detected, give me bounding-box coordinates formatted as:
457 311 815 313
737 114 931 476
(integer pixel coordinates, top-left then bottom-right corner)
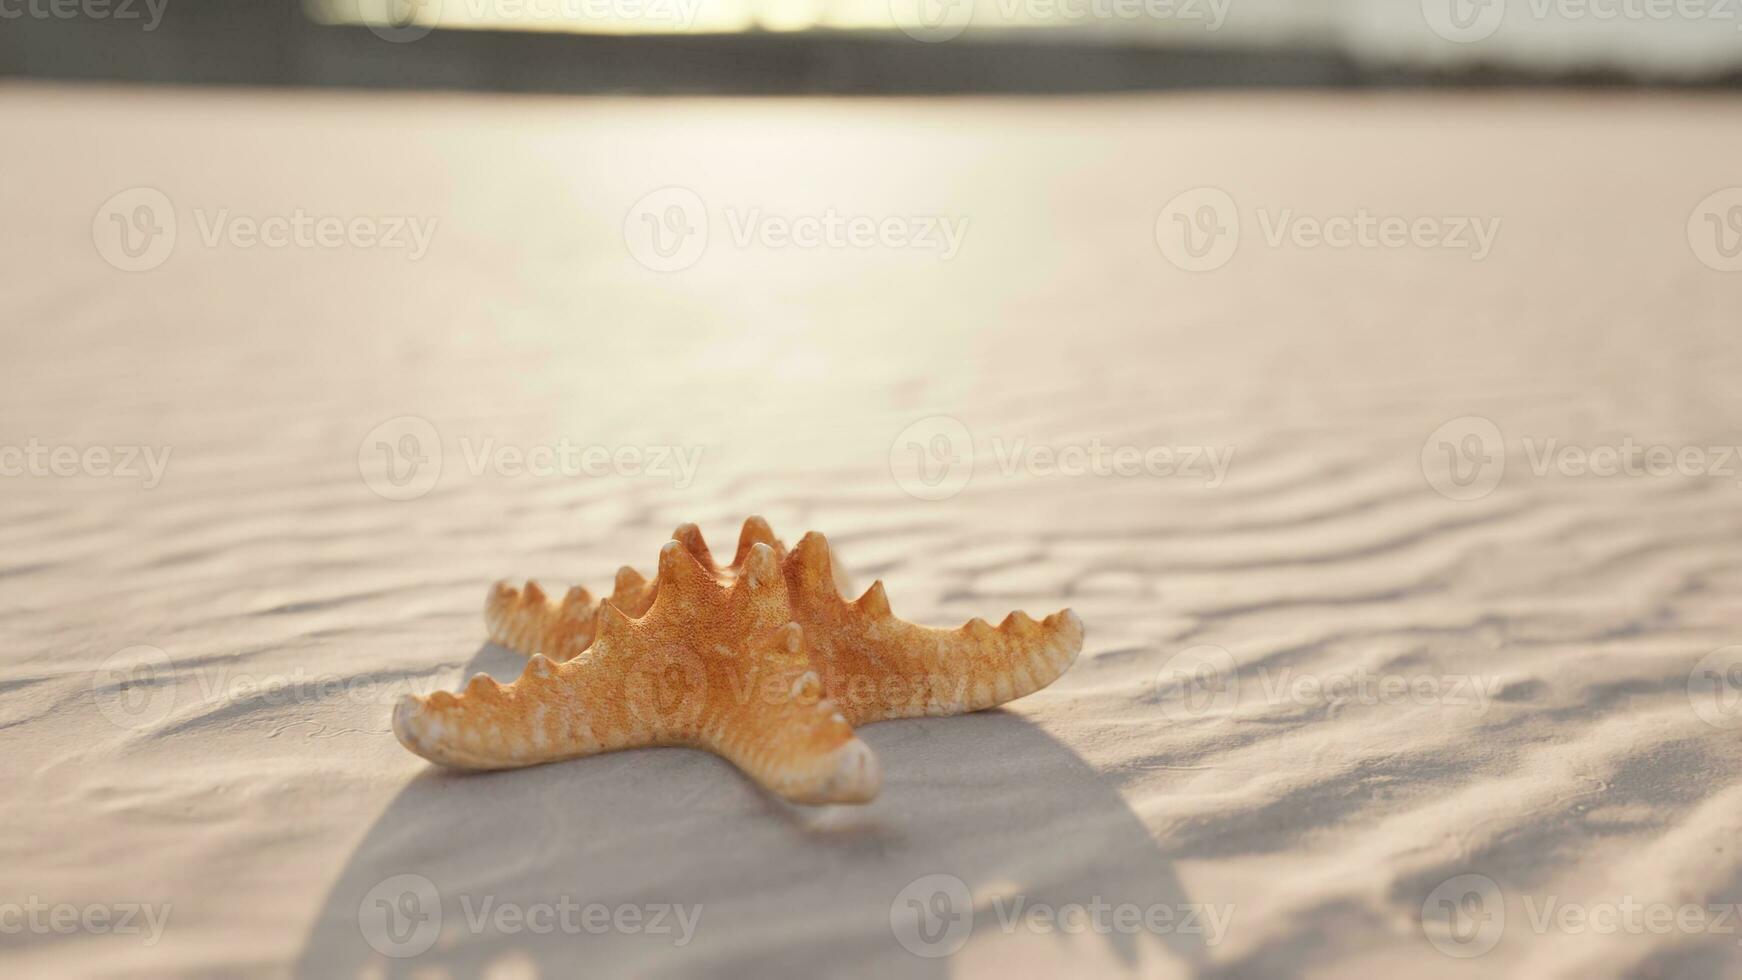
392 518 1084 805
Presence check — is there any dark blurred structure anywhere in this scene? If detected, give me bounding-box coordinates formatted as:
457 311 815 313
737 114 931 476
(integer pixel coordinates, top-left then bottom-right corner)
2 0 1740 93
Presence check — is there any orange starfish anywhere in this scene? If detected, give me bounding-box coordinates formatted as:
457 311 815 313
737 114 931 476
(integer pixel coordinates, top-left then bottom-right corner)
392 518 1084 805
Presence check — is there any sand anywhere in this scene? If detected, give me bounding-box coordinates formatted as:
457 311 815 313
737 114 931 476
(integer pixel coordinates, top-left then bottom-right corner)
3 84 1742 978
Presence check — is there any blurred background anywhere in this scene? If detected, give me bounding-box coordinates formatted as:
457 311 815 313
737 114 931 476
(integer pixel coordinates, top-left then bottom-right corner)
3 0 1741 92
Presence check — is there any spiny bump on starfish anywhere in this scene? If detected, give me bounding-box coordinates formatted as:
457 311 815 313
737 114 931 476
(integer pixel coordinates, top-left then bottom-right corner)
856 579 891 618
400 517 1082 805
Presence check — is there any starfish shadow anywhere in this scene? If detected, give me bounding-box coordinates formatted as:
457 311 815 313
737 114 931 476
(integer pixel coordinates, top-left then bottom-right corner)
294 644 1205 978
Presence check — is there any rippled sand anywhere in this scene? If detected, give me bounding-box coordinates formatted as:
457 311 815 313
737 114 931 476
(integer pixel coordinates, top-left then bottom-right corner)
3 85 1742 978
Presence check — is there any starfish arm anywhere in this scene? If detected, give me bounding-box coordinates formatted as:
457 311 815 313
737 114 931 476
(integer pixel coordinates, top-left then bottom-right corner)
486 564 658 663
784 533 1085 725
484 580 598 661
416 540 767 771
401 544 725 771
834 606 1084 723
696 623 881 805
392 645 658 770
707 719 880 805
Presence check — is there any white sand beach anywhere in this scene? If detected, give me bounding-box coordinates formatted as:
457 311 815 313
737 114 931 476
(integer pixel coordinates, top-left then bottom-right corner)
3 85 1742 978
